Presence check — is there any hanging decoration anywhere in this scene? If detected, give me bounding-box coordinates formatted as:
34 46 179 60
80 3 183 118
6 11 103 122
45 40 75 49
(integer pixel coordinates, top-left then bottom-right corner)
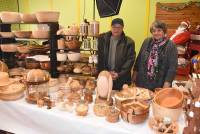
157 1 200 12
96 0 123 18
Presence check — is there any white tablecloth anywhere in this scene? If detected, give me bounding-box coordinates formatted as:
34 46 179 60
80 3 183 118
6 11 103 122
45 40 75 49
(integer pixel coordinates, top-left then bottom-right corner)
0 98 185 134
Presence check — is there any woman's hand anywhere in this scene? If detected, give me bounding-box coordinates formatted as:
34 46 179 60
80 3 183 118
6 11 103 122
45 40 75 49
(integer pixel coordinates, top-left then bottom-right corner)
163 81 171 88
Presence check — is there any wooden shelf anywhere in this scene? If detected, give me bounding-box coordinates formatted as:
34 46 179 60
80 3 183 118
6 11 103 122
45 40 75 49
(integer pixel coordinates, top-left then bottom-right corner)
57 48 97 52
0 37 48 41
58 34 99 38
60 72 96 77
0 22 58 25
15 38 48 41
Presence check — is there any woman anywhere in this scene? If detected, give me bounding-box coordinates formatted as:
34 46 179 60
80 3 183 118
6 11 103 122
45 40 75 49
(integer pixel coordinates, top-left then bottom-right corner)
132 20 178 91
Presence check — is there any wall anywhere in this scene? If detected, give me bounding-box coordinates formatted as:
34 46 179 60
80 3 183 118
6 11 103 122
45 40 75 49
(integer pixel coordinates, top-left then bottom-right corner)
0 0 18 12
17 0 147 53
1 0 195 54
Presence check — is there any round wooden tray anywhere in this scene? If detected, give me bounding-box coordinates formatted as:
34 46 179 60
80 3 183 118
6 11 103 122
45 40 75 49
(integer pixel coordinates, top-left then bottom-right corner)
148 117 179 134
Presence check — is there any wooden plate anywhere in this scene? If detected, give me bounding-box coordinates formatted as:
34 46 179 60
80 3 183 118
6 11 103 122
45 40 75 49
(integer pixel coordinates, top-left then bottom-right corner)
148 117 179 134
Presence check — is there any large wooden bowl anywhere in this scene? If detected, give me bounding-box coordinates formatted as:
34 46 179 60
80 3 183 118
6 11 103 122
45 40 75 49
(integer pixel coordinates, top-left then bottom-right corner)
20 13 37 23
35 11 60 22
1 11 21 23
120 99 149 124
154 88 183 109
0 83 25 101
14 31 32 38
152 100 182 121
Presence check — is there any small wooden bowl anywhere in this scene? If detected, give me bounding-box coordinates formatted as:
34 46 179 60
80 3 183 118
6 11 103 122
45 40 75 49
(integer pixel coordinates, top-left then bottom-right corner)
93 103 109 117
76 102 88 116
67 92 81 103
40 61 50 70
106 107 120 123
26 93 37 104
84 90 93 103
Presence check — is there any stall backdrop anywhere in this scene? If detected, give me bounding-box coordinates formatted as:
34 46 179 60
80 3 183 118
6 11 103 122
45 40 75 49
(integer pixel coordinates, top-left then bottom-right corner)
0 0 195 54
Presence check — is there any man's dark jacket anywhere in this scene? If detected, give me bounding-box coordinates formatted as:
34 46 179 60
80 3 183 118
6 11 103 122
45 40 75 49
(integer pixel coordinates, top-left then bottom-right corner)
97 31 135 90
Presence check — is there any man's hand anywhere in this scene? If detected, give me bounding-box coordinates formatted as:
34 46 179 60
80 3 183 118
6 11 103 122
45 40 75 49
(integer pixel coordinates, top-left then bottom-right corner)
110 71 119 80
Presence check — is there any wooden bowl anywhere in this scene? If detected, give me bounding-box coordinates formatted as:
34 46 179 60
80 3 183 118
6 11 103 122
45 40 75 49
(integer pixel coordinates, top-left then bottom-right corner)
67 51 81 62
57 39 65 49
121 99 149 115
66 40 81 50
35 11 60 22
121 110 149 124
14 31 32 38
40 61 50 70
93 103 109 117
76 101 88 116
85 79 96 91
1 44 17 52
120 99 149 124
152 100 182 121
1 11 21 23
67 92 81 103
114 90 135 109
0 32 14 38
26 92 37 104
154 88 183 109
106 107 120 123
20 13 37 23
32 30 49 39
0 83 25 101
84 90 93 103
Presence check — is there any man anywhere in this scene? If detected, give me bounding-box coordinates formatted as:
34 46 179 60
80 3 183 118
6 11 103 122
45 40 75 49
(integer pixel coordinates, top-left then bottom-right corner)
97 18 135 90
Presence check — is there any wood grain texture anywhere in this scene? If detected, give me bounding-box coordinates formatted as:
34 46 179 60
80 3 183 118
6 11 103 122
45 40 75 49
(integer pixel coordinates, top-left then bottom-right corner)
156 2 200 35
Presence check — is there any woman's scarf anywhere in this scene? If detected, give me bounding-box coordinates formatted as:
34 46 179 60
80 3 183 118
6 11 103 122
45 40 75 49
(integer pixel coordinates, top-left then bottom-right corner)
147 37 167 80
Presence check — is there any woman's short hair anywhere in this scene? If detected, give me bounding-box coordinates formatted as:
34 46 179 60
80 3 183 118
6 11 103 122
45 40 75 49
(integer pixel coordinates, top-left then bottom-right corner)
150 20 167 34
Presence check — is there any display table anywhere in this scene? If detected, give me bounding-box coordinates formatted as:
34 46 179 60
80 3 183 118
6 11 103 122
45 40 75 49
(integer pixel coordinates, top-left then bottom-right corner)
0 98 185 134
